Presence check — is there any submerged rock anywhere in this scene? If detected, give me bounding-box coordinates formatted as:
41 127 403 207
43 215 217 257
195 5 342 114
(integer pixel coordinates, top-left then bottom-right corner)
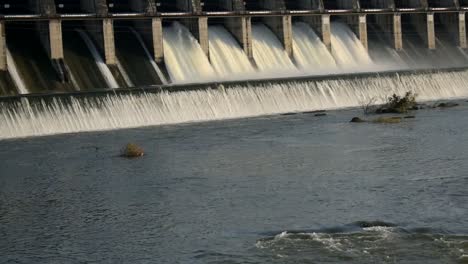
281 112 298 116
315 113 327 117
303 110 326 114
121 143 144 158
437 102 459 108
373 117 402 124
350 117 366 123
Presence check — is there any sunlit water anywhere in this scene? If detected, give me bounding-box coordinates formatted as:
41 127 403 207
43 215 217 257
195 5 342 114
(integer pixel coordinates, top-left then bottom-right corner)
1 104 467 263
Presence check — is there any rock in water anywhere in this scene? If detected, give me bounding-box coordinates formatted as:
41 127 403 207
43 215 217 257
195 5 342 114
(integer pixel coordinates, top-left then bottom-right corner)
350 117 366 123
437 102 459 108
373 117 402 124
121 143 144 158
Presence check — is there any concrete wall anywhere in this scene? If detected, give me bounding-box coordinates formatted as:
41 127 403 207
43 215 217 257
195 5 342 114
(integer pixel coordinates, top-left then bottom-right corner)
29 0 56 16
437 12 458 37
80 0 108 15
394 0 427 8
358 0 395 9
202 0 245 11
427 0 458 7
323 0 359 10
129 0 158 14
288 0 323 10
177 0 202 12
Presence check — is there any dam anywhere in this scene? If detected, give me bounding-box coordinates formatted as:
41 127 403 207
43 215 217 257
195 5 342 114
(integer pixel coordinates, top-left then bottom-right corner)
0 0 467 94
1 0 468 138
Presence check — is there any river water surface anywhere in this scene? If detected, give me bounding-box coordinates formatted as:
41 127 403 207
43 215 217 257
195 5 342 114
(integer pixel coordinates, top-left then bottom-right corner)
0 104 467 263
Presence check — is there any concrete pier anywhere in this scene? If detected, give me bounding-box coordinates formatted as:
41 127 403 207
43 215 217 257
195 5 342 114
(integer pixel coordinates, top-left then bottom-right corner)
152 18 164 63
460 12 467 48
184 17 209 57
103 19 116 65
0 21 6 71
304 15 331 51
410 13 436 49
254 0 294 58
264 16 294 57
222 1 254 60
394 14 403 50
427 13 436 49
129 0 158 14
225 17 254 60
345 14 368 50
49 20 64 60
359 15 368 50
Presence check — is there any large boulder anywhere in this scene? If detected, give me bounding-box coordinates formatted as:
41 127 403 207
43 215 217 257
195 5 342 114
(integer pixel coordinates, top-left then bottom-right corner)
121 143 145 158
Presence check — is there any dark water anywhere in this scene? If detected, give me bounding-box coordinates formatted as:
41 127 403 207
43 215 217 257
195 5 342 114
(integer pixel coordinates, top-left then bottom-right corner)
1 104 468 263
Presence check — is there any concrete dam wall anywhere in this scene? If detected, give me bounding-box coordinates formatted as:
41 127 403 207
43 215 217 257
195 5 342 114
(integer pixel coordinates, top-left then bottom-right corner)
0 0 467 95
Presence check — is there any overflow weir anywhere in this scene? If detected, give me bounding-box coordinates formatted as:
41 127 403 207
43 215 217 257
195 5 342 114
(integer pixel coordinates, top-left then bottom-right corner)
1 1 468 139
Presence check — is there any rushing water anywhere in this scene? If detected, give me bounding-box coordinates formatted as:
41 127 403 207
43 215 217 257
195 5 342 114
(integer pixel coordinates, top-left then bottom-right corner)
6 48 28 94
1 102 467 263
76 30 119 89
292 22 337 72
209 25 256 78
163 22 216 83
129 28 169 85
251 24 297 73
331 22 373 68
1 70 468 140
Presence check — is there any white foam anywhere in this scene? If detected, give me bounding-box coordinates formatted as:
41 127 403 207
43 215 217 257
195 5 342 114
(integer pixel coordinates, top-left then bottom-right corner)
2 70 468 140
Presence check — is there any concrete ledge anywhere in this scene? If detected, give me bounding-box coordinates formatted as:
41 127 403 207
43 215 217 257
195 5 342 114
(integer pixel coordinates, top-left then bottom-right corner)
2 66 468 101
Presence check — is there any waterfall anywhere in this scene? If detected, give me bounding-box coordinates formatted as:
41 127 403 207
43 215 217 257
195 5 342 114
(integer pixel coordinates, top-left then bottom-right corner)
76 29 119 89
6 48 28 94
330 22 373 68
163 22 216 83
2 70 468 140
129 27 169 85
208 25 255 78
292 22 337 72
116 58 134 87
252 24 297 74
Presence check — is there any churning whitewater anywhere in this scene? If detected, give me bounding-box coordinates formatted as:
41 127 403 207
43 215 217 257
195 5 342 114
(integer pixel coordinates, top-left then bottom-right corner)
2 70 468 139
